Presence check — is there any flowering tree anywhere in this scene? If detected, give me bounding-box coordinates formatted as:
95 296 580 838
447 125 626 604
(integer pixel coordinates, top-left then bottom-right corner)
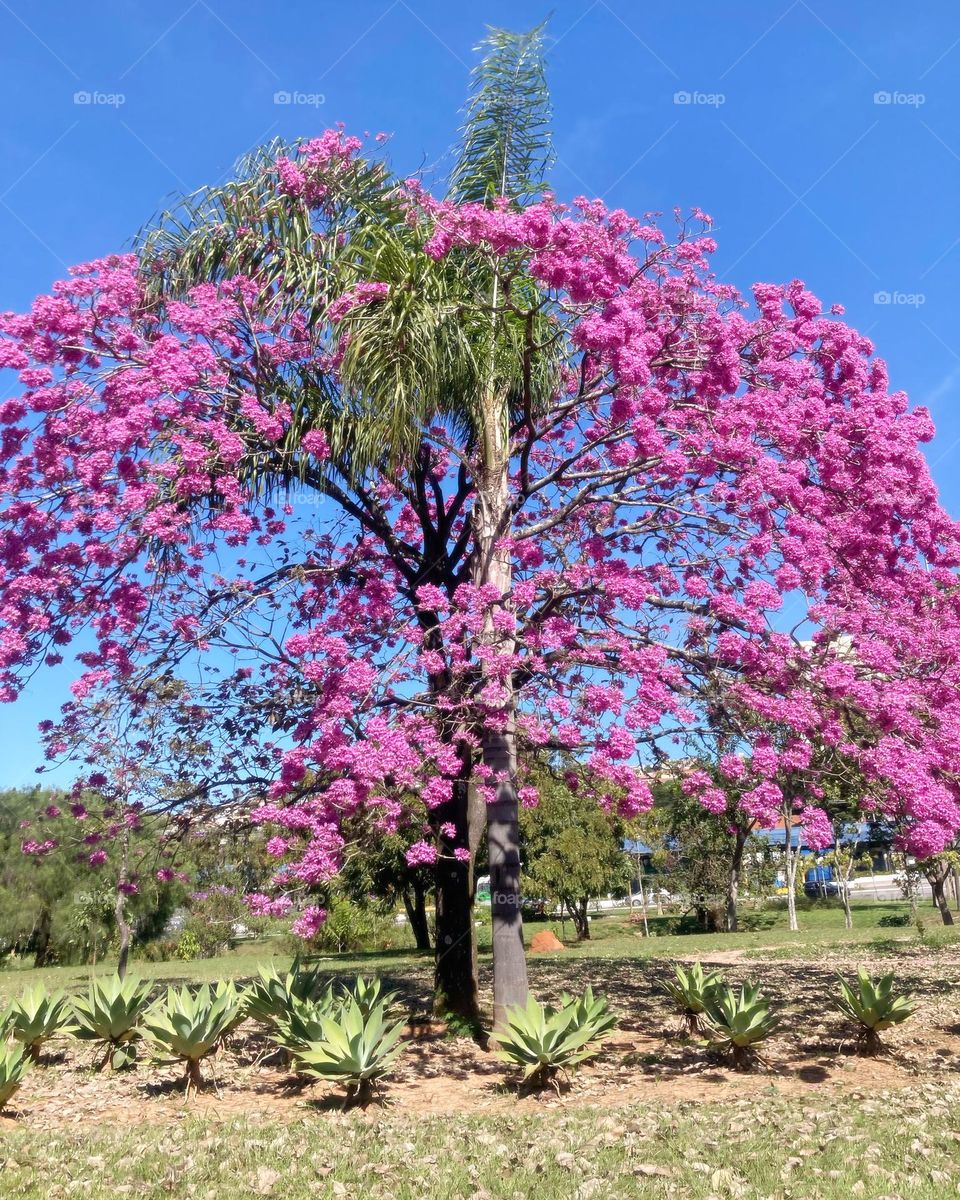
3 48 960 1021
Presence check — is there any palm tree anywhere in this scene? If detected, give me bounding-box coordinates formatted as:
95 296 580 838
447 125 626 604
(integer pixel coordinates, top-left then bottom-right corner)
136 24 555 1023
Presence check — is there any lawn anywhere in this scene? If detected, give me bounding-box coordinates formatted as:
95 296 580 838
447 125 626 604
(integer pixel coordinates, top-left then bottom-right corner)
2 1086 959 1199
0 897 949 1002
2 898 959 1200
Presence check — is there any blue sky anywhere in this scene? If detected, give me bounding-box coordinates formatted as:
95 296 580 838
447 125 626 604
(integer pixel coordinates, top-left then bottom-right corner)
3 0 960 784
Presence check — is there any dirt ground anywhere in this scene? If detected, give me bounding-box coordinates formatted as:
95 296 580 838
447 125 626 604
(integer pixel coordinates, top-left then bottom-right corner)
2 945 957 1129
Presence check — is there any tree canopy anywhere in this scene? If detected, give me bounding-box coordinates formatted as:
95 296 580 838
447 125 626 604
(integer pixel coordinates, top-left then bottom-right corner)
2 35 960 1017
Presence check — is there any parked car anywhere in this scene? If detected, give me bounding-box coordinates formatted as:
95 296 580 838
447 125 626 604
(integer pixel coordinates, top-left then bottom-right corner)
804 865 840 898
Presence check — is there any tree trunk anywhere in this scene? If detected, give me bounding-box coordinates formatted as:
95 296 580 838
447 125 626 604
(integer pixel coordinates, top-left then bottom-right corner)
403 883 432 951
841 876 853 930
905 860 919 919
485 713 527 1025
115 889 131 981
32 903 52 968
840 840 857 931
475 383 528 1027
566 898 590 940
432 777 482 1023
637 875 650 937
782 802 799 933
726 828 747 933
932 876 954 926
115 829 132 979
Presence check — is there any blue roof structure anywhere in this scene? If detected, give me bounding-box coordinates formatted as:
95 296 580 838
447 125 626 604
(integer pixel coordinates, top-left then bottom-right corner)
753 821 873 853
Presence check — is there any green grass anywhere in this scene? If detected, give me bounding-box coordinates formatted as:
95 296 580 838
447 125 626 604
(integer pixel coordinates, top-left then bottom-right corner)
2 1086 958 1198
1 898 958 1198
521 897 958 961
0 898 952 1003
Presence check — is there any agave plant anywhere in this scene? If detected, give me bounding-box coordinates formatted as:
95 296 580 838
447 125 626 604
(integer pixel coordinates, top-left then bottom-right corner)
3 985 75 1061
835 969 915 1054
72 975 153 1070
340 976 399 1020
242 961 331 1030
704 982 778 1070
663 963 725 1036
143 983 242 1094
293 995 406 1105
494 987 617 1091
0 1043 30 1112
211 981 248 1038
271 989 344 1056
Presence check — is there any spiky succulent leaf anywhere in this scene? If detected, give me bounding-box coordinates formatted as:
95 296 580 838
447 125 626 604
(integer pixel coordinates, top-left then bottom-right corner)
340 976 400 1021
704 983 778 1052
494 988 616 1083
72 976 153 1044
835 969 915 1032
242 961 332 1029
0 1043 30 1109
144 983 242 1065
211 981 247 1035
663 963 725 1018
293 996 406 1095
271 989 344 1054
3 985 75 1055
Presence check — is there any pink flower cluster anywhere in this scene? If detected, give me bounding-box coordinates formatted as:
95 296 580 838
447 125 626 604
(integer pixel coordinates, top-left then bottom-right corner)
290 905 328 940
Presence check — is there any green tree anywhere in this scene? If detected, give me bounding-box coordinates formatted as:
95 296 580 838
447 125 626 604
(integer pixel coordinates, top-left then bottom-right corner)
916 850 959 926
337 816 434 952
640 782 732 933
520 768 630 940
0 788 178 967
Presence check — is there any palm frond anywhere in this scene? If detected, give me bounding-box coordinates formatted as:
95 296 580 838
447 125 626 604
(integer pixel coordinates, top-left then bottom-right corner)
125 30 561 513
448 22 553 206
134 137 390 315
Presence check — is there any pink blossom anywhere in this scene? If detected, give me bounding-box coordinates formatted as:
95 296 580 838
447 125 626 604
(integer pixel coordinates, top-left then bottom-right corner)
405 840 438 867
291 905 328 940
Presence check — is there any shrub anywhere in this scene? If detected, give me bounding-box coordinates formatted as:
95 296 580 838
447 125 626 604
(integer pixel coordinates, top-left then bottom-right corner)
143 983 242 1094
876 912 912 928
307 898 389 954
663 963 724 1035
293 994 407 1105
0 1043 30 1112
704 982 778 1069
72 976 153 1070
178 888 249 958
835 969 915 1054
173 930 203 961
3 985 75 1060
494 987 616 1091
